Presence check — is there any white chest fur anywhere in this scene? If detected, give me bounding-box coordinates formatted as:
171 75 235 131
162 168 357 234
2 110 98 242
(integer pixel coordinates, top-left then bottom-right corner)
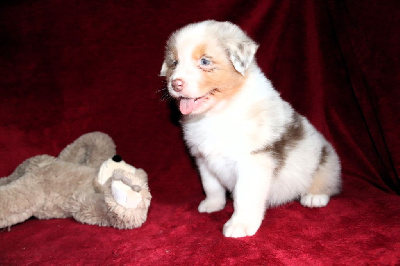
181 73 285 192
182 114 243 191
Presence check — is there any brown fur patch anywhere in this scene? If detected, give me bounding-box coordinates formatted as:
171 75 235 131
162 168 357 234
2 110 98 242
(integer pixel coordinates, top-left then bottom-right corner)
191 42 246 101
307 145 330 194
308 172 328 194
192 43 207 62
319 145 328 166
252 112 305 174
163 46 178 78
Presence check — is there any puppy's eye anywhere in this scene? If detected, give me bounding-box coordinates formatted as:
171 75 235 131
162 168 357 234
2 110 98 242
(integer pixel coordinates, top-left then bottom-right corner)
171 60 178 68
200 58 211 66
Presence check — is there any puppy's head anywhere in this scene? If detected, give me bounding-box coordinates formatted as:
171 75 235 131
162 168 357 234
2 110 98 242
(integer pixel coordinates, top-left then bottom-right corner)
160 20 259 115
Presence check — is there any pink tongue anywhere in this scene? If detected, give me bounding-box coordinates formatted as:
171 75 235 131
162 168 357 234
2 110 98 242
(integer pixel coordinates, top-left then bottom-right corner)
179 98 195 115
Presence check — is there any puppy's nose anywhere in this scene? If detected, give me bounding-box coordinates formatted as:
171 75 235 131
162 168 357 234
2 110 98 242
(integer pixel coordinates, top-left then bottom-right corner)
172 78 185 92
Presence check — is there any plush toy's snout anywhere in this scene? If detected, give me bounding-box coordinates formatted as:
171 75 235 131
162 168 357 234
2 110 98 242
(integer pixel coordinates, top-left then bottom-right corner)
109 169 150 210
112 169 141 191
97 154 137 185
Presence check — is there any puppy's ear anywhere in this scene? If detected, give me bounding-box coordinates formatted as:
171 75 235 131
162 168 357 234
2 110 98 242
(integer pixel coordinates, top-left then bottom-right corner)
160 61 168 77
226 40 258 76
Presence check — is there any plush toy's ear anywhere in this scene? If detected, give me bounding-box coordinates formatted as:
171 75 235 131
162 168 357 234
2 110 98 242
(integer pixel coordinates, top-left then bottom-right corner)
225 39 258 76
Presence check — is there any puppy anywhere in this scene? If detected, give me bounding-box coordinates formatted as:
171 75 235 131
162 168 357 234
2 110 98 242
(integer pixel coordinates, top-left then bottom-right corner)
160 20 341 238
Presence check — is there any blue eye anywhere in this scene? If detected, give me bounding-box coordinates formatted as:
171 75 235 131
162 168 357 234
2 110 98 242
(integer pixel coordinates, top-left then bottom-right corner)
200 58 211 66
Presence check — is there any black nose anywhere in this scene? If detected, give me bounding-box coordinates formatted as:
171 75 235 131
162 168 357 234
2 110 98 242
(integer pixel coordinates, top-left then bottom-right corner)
112 155 122 162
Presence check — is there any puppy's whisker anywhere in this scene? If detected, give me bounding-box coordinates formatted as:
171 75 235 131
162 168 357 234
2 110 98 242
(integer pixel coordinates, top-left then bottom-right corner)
210 88 220 95
156 87 173 102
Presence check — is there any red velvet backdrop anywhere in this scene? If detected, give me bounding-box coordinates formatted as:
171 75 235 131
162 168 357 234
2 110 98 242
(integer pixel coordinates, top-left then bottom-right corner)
1 0 399 264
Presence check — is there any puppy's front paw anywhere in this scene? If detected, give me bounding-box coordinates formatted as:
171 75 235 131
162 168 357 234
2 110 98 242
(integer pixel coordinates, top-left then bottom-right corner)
300 194 330 208
198 198 226 213
223 216 261 238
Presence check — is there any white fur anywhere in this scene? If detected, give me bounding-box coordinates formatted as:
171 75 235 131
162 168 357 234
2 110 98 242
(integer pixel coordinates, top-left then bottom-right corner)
161 21 341 238
111 179 143 209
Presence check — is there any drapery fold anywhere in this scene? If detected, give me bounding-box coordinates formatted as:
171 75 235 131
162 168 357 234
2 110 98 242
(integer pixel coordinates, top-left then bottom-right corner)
327 0 400 194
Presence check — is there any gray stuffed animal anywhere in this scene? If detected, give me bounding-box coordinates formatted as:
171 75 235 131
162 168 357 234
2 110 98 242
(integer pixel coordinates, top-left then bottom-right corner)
0 132 151 229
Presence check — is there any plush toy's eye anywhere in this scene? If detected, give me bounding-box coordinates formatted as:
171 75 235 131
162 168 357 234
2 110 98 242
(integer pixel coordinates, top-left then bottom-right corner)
200 58 211 66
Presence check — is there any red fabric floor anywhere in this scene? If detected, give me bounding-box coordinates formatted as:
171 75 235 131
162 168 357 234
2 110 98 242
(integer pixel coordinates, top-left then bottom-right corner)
1 0 399 264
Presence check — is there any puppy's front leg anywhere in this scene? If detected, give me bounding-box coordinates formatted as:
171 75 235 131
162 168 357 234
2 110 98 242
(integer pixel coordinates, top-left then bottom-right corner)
223 156 273 238
197 158 227 213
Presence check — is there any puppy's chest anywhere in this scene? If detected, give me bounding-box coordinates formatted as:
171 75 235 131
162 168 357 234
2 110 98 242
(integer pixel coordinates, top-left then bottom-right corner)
183 117 245 159
184 120 239 189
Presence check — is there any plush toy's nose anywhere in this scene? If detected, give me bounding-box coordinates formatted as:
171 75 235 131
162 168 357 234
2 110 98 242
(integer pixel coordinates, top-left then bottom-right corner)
112 155 122 162
172 78 185 92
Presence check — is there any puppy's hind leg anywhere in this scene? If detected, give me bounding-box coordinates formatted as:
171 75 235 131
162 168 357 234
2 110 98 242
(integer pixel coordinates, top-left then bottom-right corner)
301 145 341 208
197 159 226 213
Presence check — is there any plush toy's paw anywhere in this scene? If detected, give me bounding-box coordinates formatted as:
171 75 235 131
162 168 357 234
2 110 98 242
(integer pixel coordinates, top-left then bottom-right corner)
111 170 143 209
98 155 136 185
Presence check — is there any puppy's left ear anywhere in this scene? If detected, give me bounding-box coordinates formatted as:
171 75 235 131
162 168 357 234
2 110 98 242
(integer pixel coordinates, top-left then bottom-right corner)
160 61 168 77
226 40 259 76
